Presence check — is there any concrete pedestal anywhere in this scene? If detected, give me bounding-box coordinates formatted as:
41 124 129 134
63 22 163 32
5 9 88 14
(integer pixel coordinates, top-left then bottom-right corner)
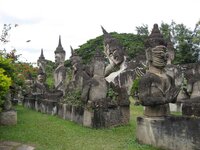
136 116 200 150
0 110 17 125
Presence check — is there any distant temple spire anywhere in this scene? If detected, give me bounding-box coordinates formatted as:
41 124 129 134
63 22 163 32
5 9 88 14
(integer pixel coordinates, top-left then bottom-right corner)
37 48 46 73
39 48 45 60
54 35 65 54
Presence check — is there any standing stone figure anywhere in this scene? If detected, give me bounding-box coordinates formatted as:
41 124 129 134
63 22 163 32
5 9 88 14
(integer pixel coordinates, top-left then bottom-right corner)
37 49 46 74
54 36 66 94
182 63 200 116
33 68 48 95
89 49 107 102
138 24 180 117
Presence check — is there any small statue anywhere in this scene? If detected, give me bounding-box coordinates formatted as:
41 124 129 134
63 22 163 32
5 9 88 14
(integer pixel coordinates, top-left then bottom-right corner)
32 68 48 95
54 36 66 94
37 49 46 73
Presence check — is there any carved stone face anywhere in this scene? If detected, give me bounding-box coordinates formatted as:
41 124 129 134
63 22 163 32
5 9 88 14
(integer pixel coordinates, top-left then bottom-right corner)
151 46 168 69
105 44 124 65
55 53 65 65
37 74 45 83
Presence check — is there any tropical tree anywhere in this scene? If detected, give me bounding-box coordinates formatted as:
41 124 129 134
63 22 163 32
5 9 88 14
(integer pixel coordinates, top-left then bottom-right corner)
160 20 200 64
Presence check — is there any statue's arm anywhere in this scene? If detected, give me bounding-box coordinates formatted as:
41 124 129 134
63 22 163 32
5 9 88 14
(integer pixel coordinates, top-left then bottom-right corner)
105 63 115 77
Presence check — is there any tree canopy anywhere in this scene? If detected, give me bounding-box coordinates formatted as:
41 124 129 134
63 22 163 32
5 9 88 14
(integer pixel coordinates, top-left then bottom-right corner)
74 21 200 65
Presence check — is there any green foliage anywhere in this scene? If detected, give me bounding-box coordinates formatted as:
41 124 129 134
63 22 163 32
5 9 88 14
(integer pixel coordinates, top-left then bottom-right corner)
64 89 82 106
0 105 160 150
0 55 13 111
0 68 12 112
45 60 55 88
130 76 141 97
76 32 146 64
135 24 149 36
0 54 15 79
107 85 118 101
160 20 200 64
76 35 104 64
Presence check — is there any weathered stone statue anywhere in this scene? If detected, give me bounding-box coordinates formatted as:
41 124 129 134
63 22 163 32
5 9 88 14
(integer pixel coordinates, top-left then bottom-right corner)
65 46 91 104
182 62 200 116
101 26 144 94
166 34 175 65
37 49 46 73
54 36 66 94
136 25 200 150
32 68 48 95
89 49 107 102
138 24 180 117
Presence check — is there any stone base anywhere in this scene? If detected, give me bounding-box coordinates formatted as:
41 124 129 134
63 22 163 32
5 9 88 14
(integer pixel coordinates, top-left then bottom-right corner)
83 106 130 128
0 110 17 125
24 98 58 115
169 103 182 112
136 116 200 150
182 102 200 117
144 104 170 117
58 103 130 128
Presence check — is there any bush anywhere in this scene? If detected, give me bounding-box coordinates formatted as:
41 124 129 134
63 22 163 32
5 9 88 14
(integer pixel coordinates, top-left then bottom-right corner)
0 68 11 112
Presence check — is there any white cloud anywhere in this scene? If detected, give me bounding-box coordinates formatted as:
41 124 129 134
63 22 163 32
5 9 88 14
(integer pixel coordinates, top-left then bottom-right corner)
0 0 199 64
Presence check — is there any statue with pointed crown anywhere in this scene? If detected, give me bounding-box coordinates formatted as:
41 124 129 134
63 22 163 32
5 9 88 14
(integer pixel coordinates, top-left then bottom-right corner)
54 35 66 94
37 49 46 74
138 24 180 117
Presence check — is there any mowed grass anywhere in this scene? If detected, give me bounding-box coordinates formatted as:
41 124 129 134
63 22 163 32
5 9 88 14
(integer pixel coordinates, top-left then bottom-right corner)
0 104 161 150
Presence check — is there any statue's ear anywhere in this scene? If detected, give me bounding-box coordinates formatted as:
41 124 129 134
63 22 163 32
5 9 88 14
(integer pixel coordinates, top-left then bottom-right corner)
145 48 152 62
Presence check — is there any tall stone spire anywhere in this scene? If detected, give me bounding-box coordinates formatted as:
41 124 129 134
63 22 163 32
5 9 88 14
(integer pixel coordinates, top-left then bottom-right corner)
70 45 78 57
39 49 45 60
54 35 65 54
145 24 166 48
37 48 46 73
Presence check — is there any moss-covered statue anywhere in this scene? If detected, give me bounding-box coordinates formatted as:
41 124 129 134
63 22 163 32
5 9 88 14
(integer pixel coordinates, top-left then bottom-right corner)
138 24 180 117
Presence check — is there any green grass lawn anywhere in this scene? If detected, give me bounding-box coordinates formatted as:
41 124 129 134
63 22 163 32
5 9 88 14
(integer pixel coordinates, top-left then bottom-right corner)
0 104 161 150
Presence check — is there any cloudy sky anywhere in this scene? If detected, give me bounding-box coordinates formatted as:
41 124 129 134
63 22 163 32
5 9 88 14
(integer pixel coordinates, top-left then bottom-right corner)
0 0 199 64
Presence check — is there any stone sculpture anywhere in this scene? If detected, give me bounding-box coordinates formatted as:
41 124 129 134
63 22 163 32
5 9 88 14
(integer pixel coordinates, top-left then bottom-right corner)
37 49 46 73
182 62 200 116
54 36 66 94
101 26 144 95
32 68 48 95
88 49 107 102
138 24 180 117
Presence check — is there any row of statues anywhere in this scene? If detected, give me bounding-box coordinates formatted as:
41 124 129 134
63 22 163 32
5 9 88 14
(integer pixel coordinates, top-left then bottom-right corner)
24 23 200 119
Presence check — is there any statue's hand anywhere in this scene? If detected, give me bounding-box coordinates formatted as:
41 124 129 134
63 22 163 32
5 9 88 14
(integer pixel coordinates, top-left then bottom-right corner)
166 86 181 103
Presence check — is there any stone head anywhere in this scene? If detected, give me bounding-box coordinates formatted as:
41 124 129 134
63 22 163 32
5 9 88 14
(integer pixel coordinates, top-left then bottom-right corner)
146 45 168 69
104 42 124 65
101 26 124 65
37 73 46 83
55 52 65 65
